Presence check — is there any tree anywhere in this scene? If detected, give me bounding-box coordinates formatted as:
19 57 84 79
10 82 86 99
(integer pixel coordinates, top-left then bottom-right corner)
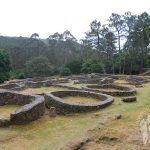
100 27 116 73
84 20 102 51
25 56 52 77
65 60 82 74
0 50 11 83
62 30 77 42
109 13 125 73
59 67 71 76
124 12 150 73
30 33 39 39
47 31 80 65
81 60 104 74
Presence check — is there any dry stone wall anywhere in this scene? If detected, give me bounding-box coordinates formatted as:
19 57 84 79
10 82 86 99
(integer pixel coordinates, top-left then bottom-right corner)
82 84 136 96
45 90 114 114
0 89 45 125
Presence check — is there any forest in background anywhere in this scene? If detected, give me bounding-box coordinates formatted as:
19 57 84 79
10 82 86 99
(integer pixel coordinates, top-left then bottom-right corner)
0 11 150 82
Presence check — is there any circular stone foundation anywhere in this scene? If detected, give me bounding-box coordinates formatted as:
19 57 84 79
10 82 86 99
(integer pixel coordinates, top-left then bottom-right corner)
82 84 136 96
0 89 45 125
44 90 114 114
20 84 79 95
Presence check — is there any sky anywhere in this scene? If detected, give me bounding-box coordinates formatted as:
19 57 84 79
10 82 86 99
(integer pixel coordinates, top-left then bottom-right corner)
0 0 150 40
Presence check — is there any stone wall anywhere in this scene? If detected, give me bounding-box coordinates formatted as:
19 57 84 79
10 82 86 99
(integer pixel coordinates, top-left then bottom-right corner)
0 89 45 125
0 79 77 93
0 83 24 91
82 84 136 96
44 90 114 114
125 75 150 85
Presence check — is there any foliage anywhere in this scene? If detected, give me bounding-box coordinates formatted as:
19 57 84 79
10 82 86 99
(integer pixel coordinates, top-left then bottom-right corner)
59 67 71 76
10 70 25 79
0 50 11 83
25 56 52 77
81 60 104 73
65 60 82 74
0 12 150 76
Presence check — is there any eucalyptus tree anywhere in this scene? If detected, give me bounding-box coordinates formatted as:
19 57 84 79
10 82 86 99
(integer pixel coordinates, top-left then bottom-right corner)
103 29 116 73
108 13 125 73
84 20 102 51
123 12 138 74
47 31 80 65
30 33 39 39
123 12 150 73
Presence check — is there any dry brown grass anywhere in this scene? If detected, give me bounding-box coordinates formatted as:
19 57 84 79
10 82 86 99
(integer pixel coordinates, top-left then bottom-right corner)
63 96 100 104
0 80 150 150
20 86 69 94
0 105 19 119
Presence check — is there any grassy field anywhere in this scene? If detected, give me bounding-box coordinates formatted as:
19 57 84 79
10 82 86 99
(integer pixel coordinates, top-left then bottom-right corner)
0 82 150 150
63 95 100 104
0 105 19 119
20 86 69 94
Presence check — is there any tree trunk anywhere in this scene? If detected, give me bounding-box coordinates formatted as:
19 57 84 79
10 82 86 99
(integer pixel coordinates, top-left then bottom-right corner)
117 31 121 74
122 58 125 74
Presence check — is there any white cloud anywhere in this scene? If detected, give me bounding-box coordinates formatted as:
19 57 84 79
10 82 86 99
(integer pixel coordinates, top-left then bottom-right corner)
0 0 149 40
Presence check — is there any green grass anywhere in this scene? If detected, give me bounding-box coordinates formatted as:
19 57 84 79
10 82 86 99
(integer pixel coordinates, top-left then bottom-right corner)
0 105 19 119
63 95 100 104
20 86 69 94
0 81 150 150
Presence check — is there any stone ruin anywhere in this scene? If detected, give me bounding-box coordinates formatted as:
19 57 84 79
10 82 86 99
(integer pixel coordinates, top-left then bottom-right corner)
0 89 45 126
125 75 149 86
82 84 136 96
122 96 137 102
0 74 142 125
44 90 114 114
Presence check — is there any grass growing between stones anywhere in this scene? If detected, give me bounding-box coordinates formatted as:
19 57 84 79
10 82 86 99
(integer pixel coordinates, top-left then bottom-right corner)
93 87 120 92
59 80 83 89
63 96 100 104
0 82 150 150
0 105 19 119
20 86 69 94
70 83 150 150
114 79 129 84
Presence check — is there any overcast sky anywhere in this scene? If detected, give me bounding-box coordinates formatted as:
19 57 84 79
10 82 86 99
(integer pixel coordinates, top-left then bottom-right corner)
0 0 150 40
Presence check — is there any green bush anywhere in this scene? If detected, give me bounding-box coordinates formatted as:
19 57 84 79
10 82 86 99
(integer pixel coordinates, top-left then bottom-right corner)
0 50 11 83
25 56 53 77
59 67 71 76
65 60 82 74
81 60 104 73
10 70 25 79
51 67 59 75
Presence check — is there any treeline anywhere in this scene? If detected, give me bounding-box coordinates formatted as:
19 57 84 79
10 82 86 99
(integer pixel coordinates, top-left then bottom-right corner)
0 11 150 82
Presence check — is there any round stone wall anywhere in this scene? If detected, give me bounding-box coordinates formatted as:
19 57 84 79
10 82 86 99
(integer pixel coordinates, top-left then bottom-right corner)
44 90 114 114
0 89 45 125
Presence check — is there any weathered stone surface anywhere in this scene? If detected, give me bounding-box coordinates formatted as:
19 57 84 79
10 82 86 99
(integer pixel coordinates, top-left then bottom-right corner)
73 80 80 84
135 84 144 88
49 107 57 117
0 119 11 127
99 78 114 85
0 89 45 125
0 83 24 91
45 90 114 114
114 114 122 120
82 84 136 96
126 75 149 85
122 96 137 102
